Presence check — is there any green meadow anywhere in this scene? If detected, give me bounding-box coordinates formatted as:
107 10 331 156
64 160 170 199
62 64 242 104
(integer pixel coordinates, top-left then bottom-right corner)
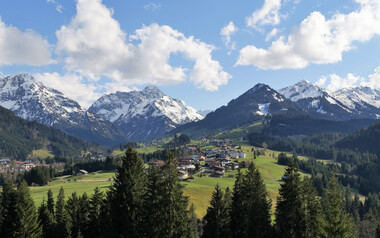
30 145 310 218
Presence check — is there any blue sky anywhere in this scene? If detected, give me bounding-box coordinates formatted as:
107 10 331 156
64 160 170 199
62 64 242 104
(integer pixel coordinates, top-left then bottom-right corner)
0 0 379 110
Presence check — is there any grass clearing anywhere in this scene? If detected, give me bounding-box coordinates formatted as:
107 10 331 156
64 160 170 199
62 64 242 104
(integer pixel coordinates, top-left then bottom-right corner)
30 171 115 205
28 149 54 159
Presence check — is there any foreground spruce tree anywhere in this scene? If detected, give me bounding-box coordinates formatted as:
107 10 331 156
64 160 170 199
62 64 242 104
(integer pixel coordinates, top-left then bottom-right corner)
0 183 21 237
47 189 55 216
319 172 357 238
38 199 55 238
243 163 272 238
301 176 321 238
202 184 230 238
108 146 147 237
160 152 189 237
55 186 70 238
87 187 106 237
230 170 246 238
275 160 305 238
143 164 165 238
1 182 44 237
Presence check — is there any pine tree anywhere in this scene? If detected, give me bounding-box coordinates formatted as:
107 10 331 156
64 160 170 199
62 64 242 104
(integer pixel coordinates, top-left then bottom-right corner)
222 187 232 236
160 152 189 237
87 187 106 238
66 192 86 237
14 181 42 237
319 172 357 238
202 184 229 238
0 182 20 237
108 147 147 237
47 189 55 216
230 170 246 238
55 187 70 238
38 199 55 238
275 159 305 238
243 162 272 238
143 165 165 238
301 176 321 238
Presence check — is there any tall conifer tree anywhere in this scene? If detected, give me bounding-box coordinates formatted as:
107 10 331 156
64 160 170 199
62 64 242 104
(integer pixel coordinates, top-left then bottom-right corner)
319 172 356 238
230 170 246 238
108 147 147 237
87 187 106 238
301 177 321 238
38 199 55 238
55 186 70 238
275 160 305 237
243 163 272 238
14 181 42 237
160 152 189 237
202 184 229 238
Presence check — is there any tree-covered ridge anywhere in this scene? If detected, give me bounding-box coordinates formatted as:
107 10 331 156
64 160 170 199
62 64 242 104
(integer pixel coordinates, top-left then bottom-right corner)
335 122 380 155
0 105 105 159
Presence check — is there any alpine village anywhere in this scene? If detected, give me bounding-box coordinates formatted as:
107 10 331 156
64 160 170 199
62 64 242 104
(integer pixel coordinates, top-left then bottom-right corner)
1 0 380 238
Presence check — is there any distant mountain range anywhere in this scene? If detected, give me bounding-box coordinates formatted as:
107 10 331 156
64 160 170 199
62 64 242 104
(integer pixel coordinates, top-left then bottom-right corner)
0 74 126 147
0 74 203 145
279 80 380 120
88 85 203 141
0 74 379 145
174 82 379 137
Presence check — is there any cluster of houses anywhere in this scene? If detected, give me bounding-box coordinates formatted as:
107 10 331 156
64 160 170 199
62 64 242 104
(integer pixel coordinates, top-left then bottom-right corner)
0 158 50 173
167 143 248 180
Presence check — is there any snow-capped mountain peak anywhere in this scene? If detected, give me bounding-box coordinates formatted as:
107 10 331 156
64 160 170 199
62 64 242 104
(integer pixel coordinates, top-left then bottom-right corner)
333 86 380 108
88 86 204 140
0 74 127 146
279 80 380 120
279 80 325 102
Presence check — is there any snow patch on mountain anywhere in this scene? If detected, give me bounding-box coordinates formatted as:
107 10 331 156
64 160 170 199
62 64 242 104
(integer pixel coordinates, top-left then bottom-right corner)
256 103 270 115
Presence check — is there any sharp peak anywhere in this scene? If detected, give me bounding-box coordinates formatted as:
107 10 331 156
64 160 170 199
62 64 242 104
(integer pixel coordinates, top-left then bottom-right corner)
142 85 165 98
248 83 271 93
143 85 161 91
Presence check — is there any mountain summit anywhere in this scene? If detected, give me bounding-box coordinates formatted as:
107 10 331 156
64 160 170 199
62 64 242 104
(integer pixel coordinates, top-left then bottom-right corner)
279 80 380 120
173 83 302 136
0 74 127 146
88 85 204 140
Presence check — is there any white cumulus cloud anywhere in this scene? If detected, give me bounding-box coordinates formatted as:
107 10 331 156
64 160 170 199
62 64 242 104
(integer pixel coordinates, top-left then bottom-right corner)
34 72 102 108
316 66 380 91
56 0 230 91
0 17 53 66
246 0 282 29
237 0 380 70
220 21 238 51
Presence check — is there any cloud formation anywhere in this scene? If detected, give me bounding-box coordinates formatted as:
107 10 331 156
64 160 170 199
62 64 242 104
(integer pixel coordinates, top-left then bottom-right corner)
143 2 161 12
220 21 238 51
47 0 63 13
0 17 53 66
237 0 380 70
34 72 102 108
316 66 380 91
56 0 230 91
246 0 282 29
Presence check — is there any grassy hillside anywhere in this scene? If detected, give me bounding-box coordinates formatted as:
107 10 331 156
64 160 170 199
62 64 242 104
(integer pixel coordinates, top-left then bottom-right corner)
30 171 114 205
30 145 311 218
